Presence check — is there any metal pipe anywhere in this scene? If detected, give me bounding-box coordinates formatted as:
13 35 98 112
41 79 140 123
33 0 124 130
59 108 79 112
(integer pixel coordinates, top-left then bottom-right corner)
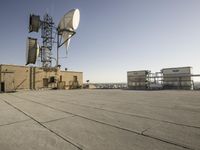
56 33 59 67
58 32 76 48
0 65 1 92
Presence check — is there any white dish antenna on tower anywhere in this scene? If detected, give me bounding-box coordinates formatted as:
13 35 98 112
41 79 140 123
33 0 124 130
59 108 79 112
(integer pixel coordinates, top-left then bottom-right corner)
26 37 40 65
58 9 80 49
58 9 80 31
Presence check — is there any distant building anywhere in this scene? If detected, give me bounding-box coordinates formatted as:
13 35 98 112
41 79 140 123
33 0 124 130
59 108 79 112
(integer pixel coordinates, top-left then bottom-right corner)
127 67 194 90
127 70 150 90
161 67 193 90
0 64 83 92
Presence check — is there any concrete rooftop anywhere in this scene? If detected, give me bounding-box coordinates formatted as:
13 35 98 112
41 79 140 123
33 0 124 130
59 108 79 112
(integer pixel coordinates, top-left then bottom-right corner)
0 89 200 150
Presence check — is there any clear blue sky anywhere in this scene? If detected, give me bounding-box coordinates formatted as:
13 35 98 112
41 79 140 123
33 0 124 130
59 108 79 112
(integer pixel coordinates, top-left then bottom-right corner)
0 0 200 83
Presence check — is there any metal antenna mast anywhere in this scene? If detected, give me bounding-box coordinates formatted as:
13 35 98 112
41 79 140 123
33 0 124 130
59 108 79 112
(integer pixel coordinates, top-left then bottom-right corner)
41 14 54 67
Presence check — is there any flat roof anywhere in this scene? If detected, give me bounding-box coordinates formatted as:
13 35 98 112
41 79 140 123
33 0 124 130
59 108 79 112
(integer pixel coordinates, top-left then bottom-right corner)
0 90 199 150
61 71 83 73
0 64 30 68
0 64 82 73
127 70 150 73
161 66 192 70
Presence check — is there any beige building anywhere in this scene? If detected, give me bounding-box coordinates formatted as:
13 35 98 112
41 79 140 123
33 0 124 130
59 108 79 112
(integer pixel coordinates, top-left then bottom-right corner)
0 64 83 92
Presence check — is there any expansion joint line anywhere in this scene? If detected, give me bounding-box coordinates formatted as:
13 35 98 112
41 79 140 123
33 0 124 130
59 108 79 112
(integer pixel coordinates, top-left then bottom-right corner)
0 119 31 127
141 127 150 135
33 101 195 150
27 93 200 129
65 101 200 129
1 98 83 150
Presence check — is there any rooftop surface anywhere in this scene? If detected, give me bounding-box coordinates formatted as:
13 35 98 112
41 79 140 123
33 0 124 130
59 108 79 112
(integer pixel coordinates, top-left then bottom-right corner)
0 89 199 150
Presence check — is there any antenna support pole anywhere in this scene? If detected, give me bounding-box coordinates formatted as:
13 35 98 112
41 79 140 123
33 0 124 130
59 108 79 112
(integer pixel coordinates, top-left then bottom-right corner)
56 29 76 68
56 32 59 67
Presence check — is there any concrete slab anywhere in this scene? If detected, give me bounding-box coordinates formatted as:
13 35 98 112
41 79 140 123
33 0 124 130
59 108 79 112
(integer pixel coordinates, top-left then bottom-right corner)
4 93 162 135
59 100 200 128
0 94 26 104
19 90 200 128
38 100 160 134
44 116 186 150
0 120 79 150
1 89 200 150
6 100 73 123
0 99 29 126
57 90 200 128
143 122 200 150
0 107 29 126
0 99 11 107
102 102 200 128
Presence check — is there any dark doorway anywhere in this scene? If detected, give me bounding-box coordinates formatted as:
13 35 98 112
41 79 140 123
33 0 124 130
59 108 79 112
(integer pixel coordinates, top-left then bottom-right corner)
1 82 5 92
49 76 55 83
60 75 62 82
43 78 48 88
73 76 77 82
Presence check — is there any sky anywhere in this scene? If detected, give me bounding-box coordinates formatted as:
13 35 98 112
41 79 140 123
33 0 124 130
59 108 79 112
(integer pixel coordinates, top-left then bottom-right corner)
0 0 200 83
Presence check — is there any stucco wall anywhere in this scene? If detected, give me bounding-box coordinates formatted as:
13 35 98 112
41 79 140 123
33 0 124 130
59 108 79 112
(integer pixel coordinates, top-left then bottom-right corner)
0 65 30 91
60 71 83 89
0 64 83 92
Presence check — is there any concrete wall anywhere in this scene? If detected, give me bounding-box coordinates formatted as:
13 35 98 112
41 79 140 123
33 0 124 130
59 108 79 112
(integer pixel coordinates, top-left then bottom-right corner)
60 71 83 89
0 65 30 92
0 64 83 92
34 67 59 90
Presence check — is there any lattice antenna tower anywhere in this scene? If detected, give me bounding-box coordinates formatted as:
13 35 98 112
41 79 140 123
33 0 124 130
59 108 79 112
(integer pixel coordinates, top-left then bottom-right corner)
41 14 54 67
25 9 80 68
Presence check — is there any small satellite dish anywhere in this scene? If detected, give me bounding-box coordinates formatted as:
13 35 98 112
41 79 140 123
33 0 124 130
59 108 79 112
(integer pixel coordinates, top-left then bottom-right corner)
58 9 80 31
26 37 40 65
29 14 40 32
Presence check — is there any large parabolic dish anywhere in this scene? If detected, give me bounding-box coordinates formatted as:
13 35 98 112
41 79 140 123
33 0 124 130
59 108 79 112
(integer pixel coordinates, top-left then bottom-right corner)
58 9 80 49
26 37 39 65
29 14 40 33
58 9 80 31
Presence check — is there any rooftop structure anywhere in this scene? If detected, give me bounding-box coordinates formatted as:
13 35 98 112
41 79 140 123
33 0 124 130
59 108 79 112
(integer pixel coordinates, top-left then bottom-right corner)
127 70 150 90
127 66 200 90
161 67 193 90
0 64 83 92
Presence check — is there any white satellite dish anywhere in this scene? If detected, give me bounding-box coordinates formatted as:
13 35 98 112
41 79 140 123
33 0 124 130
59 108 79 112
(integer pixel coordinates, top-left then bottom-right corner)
58 9 80 49
58 9 80 31
26 37 40 65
